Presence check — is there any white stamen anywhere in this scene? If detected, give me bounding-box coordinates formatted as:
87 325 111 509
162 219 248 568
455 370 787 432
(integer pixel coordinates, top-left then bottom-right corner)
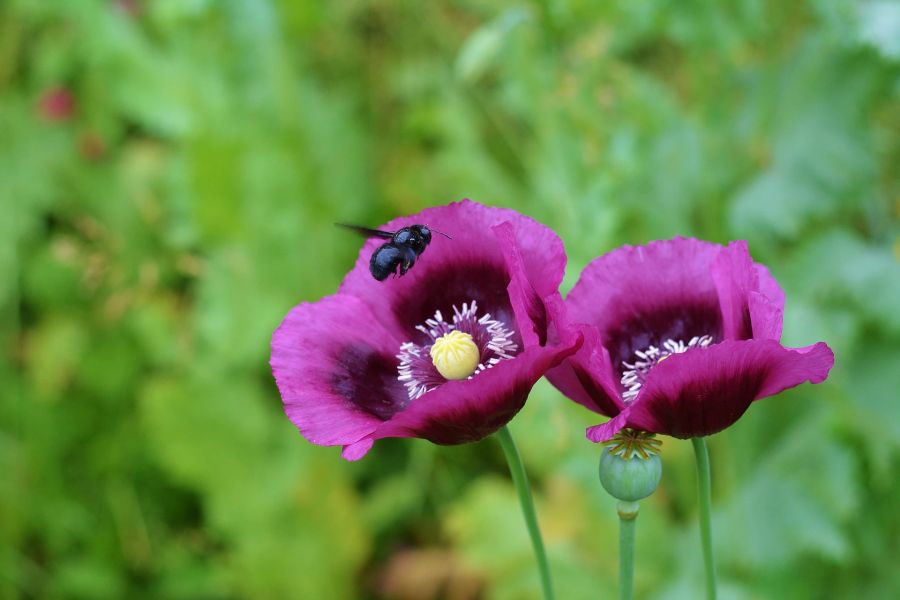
620 335 713 402
396 300 519 401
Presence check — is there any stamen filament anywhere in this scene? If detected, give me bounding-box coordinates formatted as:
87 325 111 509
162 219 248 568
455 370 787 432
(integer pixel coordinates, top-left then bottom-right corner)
621 335 713 402
396 300 518 400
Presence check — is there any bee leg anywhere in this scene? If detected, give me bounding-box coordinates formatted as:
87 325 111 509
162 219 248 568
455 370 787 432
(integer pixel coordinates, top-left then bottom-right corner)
399 246 417 276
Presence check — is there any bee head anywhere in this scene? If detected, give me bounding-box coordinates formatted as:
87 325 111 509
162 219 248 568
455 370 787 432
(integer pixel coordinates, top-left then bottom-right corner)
392 226 428 254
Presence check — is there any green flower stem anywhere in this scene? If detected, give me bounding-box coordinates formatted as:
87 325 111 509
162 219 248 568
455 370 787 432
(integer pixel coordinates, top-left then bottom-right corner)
691 437 717 600
617 501 639 600
533 0 559 43
496 425 555 600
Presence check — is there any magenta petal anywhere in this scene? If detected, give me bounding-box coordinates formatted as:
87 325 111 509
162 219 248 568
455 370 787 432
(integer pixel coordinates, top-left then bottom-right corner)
752 264 785 340
712 240 757 340
566 237 724 369
749 291 784 341
546 325 624 417
586 339 835 441
755 264 786 309
363 329 582 446
586 413 629 443
493 221 549 347
270 295 407 450
341 439 375 461
338 199 566 341
712 242 787 341
755 342 834 396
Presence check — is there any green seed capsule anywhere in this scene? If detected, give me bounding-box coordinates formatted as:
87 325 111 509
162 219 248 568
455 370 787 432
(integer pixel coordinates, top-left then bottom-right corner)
598 446 662 502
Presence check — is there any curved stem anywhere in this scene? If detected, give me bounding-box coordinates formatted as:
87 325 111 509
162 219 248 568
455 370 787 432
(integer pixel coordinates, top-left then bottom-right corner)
496 425 555 600
617 501 639 600
691 437 717 600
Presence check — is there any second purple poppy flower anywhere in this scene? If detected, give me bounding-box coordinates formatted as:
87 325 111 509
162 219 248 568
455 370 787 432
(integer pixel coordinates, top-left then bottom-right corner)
548 237 835 442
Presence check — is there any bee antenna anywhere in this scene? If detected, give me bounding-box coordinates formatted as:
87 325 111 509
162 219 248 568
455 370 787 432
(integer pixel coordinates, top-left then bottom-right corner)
429 227 452 240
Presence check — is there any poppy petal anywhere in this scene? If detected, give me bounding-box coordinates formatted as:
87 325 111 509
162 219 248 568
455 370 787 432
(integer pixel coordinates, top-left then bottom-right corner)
546 325 624 417
362 326 582 447
712 242 788 341
492 220 552 347
338 199 566 343
752 264 786 340
270 294 408 451
711 240 757 340
565 237 725 369
341 439 375 461
586 339 834 441
749 291 784 341
756 263 786 309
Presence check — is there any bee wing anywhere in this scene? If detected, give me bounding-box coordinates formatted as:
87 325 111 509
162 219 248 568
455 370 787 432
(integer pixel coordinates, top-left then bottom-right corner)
335 223 395 240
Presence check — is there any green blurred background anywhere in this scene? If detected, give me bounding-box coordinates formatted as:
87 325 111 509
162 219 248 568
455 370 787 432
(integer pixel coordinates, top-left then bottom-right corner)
3 0 900 598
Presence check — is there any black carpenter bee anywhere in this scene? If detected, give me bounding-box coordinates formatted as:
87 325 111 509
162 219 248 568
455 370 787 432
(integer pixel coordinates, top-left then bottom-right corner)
338 223 451 281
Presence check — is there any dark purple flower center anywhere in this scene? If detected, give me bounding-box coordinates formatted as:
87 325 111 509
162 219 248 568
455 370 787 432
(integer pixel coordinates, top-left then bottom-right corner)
397 300 519 400
606 302 722 400
330 344 409 420
620 335 714 402
332 261 524 421
391 261 516 341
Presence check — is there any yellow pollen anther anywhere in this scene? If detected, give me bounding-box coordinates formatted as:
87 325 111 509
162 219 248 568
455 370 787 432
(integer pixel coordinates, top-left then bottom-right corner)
657 355 671 363
430 330 480 380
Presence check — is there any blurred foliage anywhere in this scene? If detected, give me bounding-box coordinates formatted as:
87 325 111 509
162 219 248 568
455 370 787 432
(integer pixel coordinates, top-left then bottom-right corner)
3 0 899 598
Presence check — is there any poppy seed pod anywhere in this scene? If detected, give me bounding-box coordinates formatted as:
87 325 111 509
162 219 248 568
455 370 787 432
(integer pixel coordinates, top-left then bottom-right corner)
598 429 662 502
599 448 662 502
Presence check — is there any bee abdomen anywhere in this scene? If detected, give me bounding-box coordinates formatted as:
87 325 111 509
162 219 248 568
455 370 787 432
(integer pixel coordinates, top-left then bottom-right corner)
370 243 403 281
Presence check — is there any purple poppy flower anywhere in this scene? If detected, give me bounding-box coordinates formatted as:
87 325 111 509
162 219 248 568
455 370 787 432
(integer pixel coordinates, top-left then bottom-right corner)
548 237 835 442
271 200 582 460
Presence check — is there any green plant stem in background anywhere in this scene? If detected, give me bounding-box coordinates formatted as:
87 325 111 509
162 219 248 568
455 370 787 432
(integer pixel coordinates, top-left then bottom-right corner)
496 425 555 600
532 0 559 43
617 501 639 600
692 437 717 600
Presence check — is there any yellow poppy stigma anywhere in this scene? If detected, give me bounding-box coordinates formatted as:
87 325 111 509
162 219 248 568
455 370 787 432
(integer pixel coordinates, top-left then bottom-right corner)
430 330 480 380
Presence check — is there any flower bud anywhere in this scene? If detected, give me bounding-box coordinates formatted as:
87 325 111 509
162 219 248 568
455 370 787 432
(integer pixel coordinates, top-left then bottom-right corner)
598 429 662 502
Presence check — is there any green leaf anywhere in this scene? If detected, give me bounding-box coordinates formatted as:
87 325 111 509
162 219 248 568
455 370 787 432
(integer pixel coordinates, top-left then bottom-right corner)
456 8 530 83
